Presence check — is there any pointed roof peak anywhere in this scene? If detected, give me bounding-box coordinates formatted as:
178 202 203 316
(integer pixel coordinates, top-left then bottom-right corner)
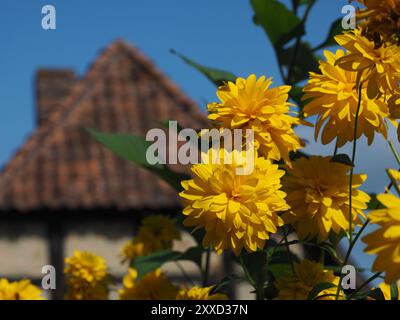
0 40 209 213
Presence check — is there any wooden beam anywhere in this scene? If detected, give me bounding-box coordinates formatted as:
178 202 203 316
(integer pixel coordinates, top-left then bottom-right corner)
47 221 65 300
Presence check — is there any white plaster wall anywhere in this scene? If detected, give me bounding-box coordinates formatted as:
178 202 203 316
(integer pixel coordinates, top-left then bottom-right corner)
0 223 48 278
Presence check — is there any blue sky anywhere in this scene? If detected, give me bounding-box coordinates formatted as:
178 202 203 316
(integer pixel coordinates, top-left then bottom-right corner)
0 1 394 284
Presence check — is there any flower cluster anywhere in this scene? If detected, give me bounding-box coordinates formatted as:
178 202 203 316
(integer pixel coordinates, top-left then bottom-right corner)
335 28 400 99
208 74 304 164
363 186 400 284
0 279 43 300
275 260 343 300
118 268 228 300
303 49 389 147
119 268 179 300
177 0 400 298
121 215 181 263
176 286 228 300
354 0 400 45
300 1 400 292
64 250 110 300
180 148 289 255
282 156 369 241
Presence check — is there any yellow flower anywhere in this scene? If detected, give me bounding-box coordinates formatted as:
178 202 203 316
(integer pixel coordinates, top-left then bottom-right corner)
275 260 343 300
0 279 43 300
388 90 400 119
64 250 109 300
65 284 109 300
180 149 289 255
363 191 400 284
387 90 400 142
137 215 181 252
335 28 400 98
282 156 369 241
354 0 400 44
208 74 304 163
121 240 145 263
379 281 400 300
176 286 228 300
303 49 389 147
119 268 179 300
120 215 181 263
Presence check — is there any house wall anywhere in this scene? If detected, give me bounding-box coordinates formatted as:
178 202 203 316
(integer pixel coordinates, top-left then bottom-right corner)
0 222 48 278
0 216 241 299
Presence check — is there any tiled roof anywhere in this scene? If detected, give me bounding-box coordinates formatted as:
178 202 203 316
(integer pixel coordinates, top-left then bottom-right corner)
0 40 209 213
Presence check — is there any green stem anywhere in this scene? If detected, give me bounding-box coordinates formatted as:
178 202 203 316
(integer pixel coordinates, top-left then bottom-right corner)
348 83 363 243
291 0 299 14
386 169 400 196
238 252 268 300
257 265 266 301
238 255 255 287
282 227 295 273
334 216 369 300
333 139 339 156
388 140 400 167
286 0 316 84
335 82 363 300
175 261 195 286
202 248 211 286
344 219 370 266
347 272 382 300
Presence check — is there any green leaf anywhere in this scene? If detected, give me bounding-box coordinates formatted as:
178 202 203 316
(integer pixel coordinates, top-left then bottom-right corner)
251 0 304 48
289 86 304 105
179 246 204 268
268 246 300 265
352 287 385 300
307 282 338 300
289 86 308 116
87 129 189 191
131 247 203 279
239 250 268 285
330 153 354 167
367 193 381 210
329 230 347 248
324 265 366 273
279 42 319 83
317 242 340 262
391 282 399 300
313 18 343 51
210 275 242 294
268 263 293 279
368 288 385 300
131 250 180 279
171 49 236 86
294 0 313 6
264 282 279 300
267 244 299 279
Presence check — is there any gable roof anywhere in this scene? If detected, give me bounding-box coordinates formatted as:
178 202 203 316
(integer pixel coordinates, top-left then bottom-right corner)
0 40 209 213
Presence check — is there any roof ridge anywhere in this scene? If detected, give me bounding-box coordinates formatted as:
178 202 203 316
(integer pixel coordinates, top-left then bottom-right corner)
115 40 206 122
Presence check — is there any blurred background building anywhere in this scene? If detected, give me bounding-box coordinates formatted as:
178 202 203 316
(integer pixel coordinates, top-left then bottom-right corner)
0 41 228 299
